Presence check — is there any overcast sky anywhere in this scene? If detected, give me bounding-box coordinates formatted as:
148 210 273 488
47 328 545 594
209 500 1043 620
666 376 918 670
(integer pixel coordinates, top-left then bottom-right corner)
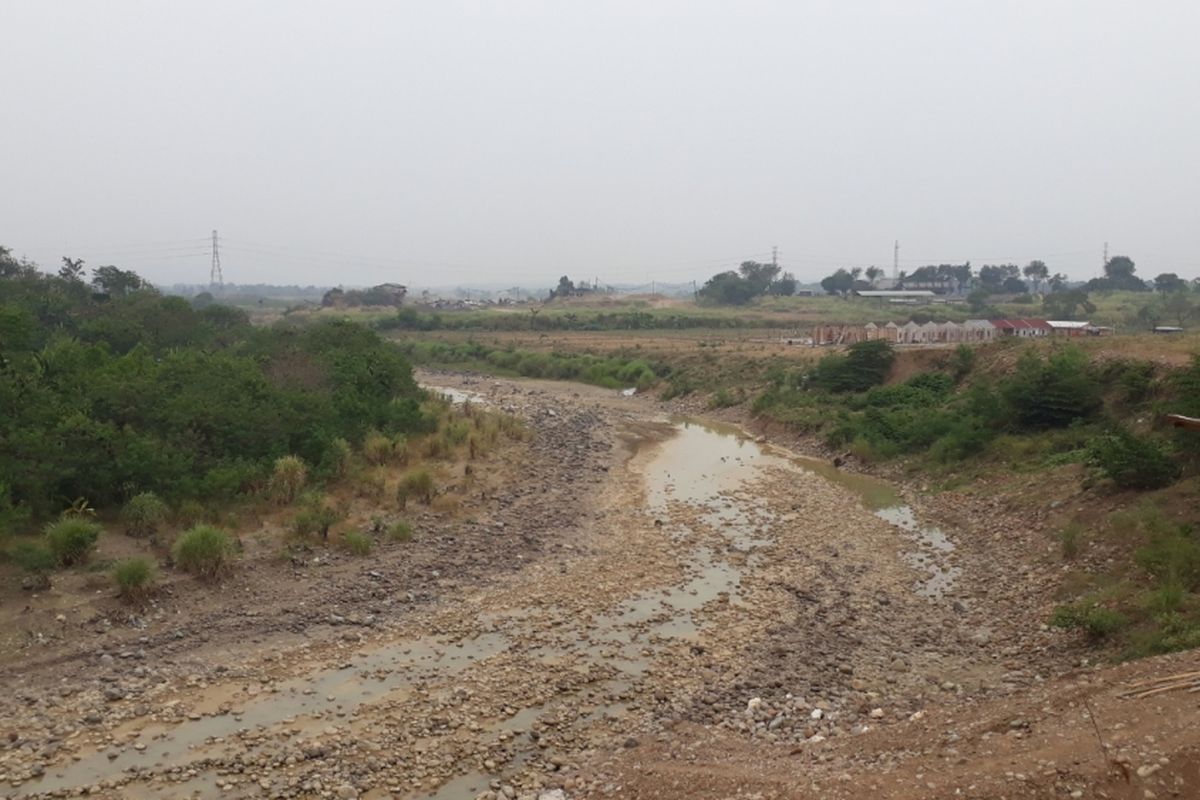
3 1 1198 288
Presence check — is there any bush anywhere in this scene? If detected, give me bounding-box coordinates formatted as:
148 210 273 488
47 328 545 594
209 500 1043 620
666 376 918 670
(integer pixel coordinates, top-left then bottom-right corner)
1058 523 1084 560
121 492 169 538
1135 525 1200 590
388 520 413 542
268 455 308 503
7 540 56 573
44 518 101 566
176 499 207 526
291 495 345 542
1087 429 1180 490
401 469 435 505
172 524 236 579
1003 348 1102 429
113 557 157 601
1051 603 1127 640
362 430 394 465
950 344 976 382
321 437 353 478
707 388 740 409
811 340 895 393
340 530 373 556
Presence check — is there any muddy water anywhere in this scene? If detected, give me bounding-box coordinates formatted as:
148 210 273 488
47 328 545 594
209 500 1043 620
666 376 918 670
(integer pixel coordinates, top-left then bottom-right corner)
668 418 960 599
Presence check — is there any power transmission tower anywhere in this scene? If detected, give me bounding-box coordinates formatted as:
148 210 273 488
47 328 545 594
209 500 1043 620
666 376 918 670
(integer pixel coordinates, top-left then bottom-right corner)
772 246 778 270
893 240 899 279
1102 241 1108 271
210 229 223 289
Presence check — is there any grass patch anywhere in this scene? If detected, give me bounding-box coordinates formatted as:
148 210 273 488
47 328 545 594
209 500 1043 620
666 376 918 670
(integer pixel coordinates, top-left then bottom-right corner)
122 492 169 539
387 520 413 542
339 530 373 556
113 557 157 601
44 518 101 566
172 524 236 580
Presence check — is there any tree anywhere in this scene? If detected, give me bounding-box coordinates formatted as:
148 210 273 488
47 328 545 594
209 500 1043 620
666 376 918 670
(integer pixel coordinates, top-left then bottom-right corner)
548 275 576 300
59 257 86 283
865 266 884 286
1002 276 1029 294
1023 260 1049 293
978 264 1019 291
699 271 756 305
1163 292 1196 327
949 263 973 294
738 261 780 295
1090 255 1148 292
820 268 856 297
967 289 993 312
768 271 797 296
91 265 147 297
1042 289 1096 320
1048 273 1069 292
1135 300 1166 329
1154 273 1188 293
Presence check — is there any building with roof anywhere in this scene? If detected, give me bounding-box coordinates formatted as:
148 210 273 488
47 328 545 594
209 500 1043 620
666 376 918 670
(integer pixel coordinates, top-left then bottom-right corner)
991 319 1052 338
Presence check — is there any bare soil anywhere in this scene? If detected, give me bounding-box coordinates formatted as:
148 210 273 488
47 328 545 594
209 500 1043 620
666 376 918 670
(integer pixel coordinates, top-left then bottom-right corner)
1 373 1196 800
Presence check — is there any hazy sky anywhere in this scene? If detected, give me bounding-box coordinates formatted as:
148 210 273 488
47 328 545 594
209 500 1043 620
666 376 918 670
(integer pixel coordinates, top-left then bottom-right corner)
3 1 1198 288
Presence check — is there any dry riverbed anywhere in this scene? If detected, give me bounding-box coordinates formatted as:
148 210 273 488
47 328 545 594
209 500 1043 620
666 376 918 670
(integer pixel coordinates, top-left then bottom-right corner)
3 373 1195 800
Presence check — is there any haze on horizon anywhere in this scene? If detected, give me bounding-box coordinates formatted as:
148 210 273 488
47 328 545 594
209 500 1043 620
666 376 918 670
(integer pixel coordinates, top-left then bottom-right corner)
3 1 1198 290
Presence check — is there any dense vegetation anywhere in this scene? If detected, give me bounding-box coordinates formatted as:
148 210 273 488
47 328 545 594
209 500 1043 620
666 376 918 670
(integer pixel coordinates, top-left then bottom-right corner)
396 340 663 390
754 340 1191 477
0 248 431 533
752 338 1200 656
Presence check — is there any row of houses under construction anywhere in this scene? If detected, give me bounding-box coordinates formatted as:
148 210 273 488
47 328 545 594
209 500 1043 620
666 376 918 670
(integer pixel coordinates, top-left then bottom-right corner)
809 318 1110 346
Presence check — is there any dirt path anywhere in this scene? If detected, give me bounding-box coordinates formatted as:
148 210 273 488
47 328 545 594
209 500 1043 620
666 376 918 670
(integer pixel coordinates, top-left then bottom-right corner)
2 374 1197 800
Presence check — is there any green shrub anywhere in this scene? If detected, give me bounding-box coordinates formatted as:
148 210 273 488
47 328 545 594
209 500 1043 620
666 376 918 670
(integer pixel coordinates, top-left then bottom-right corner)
172 524 236 579
121 492 169 538
1051 603 1127 640
401 469 435 505
176 499 207 526
661 376 696 400
1003 348 1101 429
340 530 373 556
1135 525 1200 590
291 495 345 542
1087 429 1180 490
950 344 976 382
7 540 56 573
113 558 157 601
388 520 413 542
1143 582 1186 615
811 340 895 393
268 455 308 503
321 437 353 478
707 388 740 409
44 518 101 566
1131 612 1200 656
362 430 394 465
1058 523 1084 560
